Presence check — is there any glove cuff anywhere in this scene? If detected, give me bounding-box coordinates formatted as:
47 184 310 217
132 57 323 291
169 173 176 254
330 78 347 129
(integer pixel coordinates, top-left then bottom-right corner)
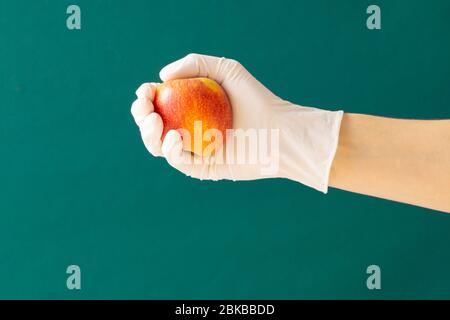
277 106 344 193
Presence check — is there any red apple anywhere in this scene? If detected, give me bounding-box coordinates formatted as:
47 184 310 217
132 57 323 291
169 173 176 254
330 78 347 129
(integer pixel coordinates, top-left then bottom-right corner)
154 77 233 156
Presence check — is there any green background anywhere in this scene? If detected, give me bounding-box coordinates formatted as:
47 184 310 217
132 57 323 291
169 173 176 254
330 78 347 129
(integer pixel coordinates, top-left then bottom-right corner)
1 0 449 299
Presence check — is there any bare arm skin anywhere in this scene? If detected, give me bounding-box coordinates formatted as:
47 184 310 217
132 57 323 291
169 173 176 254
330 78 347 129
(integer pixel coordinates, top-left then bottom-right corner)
329 113 450 213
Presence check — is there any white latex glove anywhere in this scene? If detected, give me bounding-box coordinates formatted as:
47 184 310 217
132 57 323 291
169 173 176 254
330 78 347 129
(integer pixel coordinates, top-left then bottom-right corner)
131 53 343 193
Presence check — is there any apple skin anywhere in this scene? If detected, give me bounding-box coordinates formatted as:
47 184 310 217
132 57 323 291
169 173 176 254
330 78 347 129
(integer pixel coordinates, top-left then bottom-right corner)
154 77 233 156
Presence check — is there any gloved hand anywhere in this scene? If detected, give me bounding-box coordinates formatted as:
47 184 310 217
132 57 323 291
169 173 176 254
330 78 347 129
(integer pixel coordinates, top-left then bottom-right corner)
131 53 343 193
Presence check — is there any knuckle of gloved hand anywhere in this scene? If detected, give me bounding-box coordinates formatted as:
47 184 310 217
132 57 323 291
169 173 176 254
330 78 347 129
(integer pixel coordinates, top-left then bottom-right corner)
185 53 200 62
227 58 243 70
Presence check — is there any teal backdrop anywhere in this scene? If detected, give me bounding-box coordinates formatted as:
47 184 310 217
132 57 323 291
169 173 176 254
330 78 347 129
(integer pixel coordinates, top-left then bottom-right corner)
1 0 449 299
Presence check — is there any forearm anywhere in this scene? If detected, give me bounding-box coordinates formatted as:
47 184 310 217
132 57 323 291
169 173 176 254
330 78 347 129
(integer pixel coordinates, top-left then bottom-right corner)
329 113 450 213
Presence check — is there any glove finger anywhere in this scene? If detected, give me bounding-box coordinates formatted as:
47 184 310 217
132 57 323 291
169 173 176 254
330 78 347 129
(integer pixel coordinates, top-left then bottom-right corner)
131 98 154 126
131 83 159 126
161 130 193 175
135 82 158 100
140 112 163 157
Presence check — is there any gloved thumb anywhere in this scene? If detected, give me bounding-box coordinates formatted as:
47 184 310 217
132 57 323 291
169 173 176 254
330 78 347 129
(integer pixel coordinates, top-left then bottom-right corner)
159 53 242 84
